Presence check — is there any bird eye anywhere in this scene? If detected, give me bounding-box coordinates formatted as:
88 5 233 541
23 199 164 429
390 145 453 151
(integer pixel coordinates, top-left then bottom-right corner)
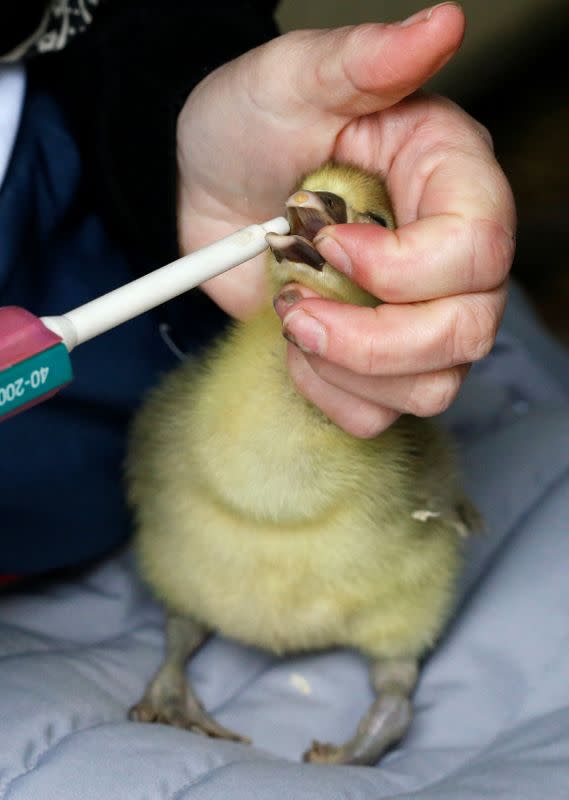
368 213 388 227
317 192 340 209
314 191 348 223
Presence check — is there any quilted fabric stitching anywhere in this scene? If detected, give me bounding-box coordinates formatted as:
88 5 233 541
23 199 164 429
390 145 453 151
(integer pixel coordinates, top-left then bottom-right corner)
0 720 113 800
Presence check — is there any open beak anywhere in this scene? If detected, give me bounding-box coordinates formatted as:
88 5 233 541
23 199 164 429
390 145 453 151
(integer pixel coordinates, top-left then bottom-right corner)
265 190 347 271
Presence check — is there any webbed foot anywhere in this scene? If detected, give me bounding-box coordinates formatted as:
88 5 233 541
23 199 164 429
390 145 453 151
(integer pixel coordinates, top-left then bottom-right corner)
303 658 418 766
129 614 250 744
129 681 249 742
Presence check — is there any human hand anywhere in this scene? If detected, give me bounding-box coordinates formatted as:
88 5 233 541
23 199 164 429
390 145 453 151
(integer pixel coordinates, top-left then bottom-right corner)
176 2 515 437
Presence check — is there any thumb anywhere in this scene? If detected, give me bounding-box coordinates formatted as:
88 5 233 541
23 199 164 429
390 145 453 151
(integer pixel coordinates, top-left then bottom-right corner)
255 3 465 119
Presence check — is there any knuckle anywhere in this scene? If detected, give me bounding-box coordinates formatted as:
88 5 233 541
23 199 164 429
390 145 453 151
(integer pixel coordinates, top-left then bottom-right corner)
473 121 494 151
407 371 461 417
457 296 499 363
436 96 495 151
470 218 516 290
422 92 457 116
485 221 516 284
346 22 380 52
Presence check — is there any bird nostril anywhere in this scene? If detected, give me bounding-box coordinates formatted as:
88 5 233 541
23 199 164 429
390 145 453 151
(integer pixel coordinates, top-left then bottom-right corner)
293 192 309 204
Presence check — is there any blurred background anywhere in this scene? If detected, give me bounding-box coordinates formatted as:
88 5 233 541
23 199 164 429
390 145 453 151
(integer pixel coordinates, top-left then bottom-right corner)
277 0 569 345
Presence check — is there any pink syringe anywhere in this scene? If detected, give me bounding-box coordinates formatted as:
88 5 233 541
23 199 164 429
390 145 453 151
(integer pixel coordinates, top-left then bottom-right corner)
0 216 289 421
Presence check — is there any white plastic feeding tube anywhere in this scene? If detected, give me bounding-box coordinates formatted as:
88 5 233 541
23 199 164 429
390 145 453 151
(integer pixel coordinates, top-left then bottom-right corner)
41 217 289 351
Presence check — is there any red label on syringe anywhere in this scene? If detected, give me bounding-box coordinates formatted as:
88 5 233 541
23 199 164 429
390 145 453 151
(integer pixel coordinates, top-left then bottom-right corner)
0 308 73 421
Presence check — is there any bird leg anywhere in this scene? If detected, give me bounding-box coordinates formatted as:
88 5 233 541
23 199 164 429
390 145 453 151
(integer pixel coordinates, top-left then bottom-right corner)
129 613 249 743
303 658 418 766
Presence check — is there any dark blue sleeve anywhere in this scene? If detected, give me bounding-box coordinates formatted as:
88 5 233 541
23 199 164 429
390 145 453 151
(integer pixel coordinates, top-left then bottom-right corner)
0 89 226 576
0 1 278 576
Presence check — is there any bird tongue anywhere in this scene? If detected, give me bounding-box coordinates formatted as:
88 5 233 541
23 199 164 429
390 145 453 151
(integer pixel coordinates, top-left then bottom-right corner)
265 232 325 270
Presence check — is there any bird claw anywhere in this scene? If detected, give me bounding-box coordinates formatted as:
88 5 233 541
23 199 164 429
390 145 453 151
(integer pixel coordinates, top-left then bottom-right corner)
129 697 250 744
302 739 345 765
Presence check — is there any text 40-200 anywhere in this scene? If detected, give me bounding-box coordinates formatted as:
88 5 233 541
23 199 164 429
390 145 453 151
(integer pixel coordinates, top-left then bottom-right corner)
0 367 50 406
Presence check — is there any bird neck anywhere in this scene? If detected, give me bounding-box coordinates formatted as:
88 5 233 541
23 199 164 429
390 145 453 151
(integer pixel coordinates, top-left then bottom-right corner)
193 303 357 526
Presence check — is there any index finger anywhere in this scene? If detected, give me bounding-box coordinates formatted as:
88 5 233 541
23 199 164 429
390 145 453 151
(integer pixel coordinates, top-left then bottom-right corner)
325 94 517 302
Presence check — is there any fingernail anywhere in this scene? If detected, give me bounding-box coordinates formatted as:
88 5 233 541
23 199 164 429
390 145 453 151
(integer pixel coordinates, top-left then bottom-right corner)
398 2 459 27
273 289 302 318
313 235 352 276
282 309 327 356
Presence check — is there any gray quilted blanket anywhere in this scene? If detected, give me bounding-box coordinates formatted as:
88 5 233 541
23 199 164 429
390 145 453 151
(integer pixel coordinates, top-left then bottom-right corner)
2 284 569 800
